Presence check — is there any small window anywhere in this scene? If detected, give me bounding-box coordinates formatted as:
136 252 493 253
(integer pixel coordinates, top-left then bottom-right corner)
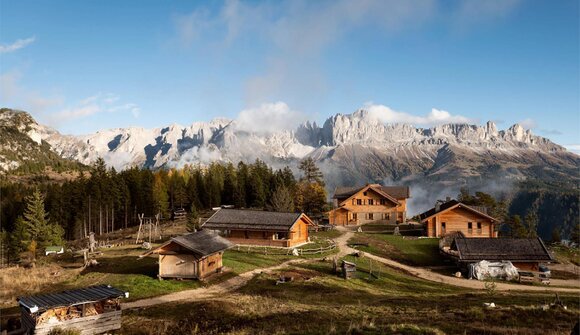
368 199 374 205
467 222 473 234
356 199 362 205
363 191 367 196
380 199 386 205
441 222 446 233
353 213 358 220
477 222 482 229
368 213 374 220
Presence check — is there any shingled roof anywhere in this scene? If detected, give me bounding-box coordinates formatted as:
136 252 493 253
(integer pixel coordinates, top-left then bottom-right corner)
18 285 126 313
419 199 497 222
333 184 410 201
451 237 553 262
144 230 233 258
203 209 310 232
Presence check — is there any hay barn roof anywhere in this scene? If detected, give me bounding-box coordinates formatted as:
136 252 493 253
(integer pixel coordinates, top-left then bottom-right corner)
18 285 126 313
451 237 553 262
203 209 308 231
333 185 410 201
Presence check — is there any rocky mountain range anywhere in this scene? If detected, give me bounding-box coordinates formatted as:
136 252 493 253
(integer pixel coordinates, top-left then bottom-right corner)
1 107 578 210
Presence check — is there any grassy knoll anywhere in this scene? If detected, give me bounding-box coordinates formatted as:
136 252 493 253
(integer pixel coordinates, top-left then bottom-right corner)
349 233 448 267
121 257 580 335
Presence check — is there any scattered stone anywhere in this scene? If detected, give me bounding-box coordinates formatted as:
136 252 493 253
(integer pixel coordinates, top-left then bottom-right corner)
483 302 496 308
454 271 462 278
142 242 152 250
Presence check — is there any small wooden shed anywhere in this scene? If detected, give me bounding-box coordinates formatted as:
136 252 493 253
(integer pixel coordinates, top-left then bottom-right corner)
341 260 356 279
142 230 234 280
17 285 127 335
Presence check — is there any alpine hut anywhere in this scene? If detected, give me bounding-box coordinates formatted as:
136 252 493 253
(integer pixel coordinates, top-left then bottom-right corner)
203 209 314 247
17 285 127 335
141 230 233 280
448 237 554 271
419 199 498 238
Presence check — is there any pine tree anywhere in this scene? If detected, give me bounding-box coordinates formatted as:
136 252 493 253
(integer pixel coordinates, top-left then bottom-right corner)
186 203 200 232
298 157 324 185
21 189 64 250
268 186 295 212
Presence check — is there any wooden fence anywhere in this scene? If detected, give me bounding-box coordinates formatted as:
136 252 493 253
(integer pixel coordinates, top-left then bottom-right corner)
235 241 336 256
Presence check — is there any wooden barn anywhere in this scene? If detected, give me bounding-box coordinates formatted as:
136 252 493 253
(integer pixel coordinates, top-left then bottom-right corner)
419 199 498 238
328 184 410 226
448 237 553 271
203 209 314 247
142 230 233 280
17 285 127 335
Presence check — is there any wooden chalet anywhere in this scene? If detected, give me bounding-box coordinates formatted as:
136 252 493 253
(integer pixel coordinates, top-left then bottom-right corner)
419 199 498 238
328 184 410 226
142 230 233 280
448 237 553 271
17 285 127 335
203 209 314 247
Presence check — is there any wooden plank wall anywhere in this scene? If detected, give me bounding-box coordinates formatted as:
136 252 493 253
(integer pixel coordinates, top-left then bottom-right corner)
435 207 494 238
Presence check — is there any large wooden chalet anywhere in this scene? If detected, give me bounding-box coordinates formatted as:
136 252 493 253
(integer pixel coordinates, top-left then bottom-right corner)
328 184 410 226
142 230 233 280
203 209 314 247
419 199 498 238
448 237 553 271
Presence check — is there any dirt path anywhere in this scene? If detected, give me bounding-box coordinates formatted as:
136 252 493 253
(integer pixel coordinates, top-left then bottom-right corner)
123 258 307 310
335 227 580 293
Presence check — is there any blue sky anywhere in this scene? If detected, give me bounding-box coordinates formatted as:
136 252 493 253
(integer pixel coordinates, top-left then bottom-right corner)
0 0 578 150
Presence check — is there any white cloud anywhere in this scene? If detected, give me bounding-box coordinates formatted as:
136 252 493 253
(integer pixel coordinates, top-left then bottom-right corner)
50 93 141 124
564 145 580 155
518 118 536 130
234 102 307 134
0 71 62 112
455 0 521 28
366 104 475 127
0 37 36 54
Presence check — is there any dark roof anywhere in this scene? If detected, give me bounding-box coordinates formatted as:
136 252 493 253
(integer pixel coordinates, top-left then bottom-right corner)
18 285 126 313
170 230 234 256
419 199 496 222
203 209 306 231
333 185 410 201
451 237 553 262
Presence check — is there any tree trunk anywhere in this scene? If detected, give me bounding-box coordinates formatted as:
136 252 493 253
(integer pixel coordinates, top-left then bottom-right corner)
106 204 109 234
88 196 92 234
112 206 115 232
99 205 102 235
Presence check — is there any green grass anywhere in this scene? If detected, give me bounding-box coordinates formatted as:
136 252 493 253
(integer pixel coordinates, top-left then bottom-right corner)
309 229 344 240
349 233 448 267
222 250 293 274
121 257 580 335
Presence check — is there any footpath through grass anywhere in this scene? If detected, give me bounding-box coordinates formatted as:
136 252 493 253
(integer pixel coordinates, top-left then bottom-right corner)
121 256 580 335
349 233 448 267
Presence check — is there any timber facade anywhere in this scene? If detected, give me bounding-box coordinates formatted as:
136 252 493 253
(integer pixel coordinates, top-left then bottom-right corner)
328 184 410 226
420 199 498 238
143 230 233 280
203 209 313 247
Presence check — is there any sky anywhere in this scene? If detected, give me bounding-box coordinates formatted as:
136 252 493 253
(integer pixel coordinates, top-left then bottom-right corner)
0 0 578 151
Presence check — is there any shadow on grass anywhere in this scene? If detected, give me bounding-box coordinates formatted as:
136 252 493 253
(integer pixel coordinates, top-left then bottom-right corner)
81 256 158 277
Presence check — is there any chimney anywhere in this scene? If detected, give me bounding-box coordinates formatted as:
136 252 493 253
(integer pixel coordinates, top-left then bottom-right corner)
435 202 441 212
446 196 451 202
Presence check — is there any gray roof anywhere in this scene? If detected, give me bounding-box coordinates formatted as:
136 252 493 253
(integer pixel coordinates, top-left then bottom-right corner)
451 237 553 262
18 285 126 313
203 209 304 231
170 230 234 256
334 185 410 200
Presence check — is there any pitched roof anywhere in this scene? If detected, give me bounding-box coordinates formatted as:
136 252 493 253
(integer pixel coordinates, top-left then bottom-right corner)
333 184 410 201
451 237 553 262
144 230 233 258
419 199 497 222
18 285 126 313
203 209 309 231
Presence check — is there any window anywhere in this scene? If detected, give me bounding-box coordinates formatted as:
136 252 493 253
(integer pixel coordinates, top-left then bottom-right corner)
356 199 362 205
467 222 473 234
441 222 446 234
352 213 358 220
363 191 367 196
380 199 386 205
384 213 391 220
477 222 482 234
368 199 374 205
368 213 374 220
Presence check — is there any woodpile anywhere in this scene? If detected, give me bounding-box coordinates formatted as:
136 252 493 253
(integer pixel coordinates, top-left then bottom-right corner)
35 299 121 325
